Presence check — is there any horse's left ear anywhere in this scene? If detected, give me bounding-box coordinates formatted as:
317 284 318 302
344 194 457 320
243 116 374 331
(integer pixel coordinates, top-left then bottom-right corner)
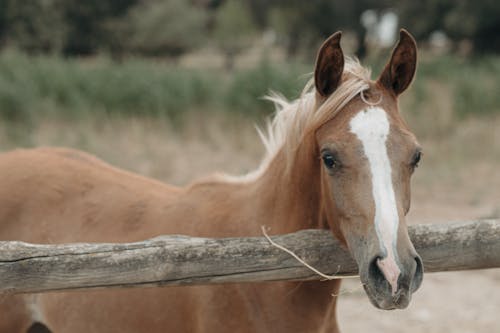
378 29 417 96
314 31 344 97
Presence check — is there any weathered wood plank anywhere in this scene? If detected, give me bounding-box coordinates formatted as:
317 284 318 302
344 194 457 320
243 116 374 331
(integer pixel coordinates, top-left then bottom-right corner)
0 219 499 294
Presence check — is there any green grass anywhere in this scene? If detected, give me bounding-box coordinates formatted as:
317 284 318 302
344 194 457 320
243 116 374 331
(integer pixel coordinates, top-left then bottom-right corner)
224 61 309 115
0 51 220 121
0 50 498 127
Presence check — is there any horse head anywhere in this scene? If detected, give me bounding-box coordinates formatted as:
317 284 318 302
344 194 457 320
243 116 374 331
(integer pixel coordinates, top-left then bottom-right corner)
314 30 423 310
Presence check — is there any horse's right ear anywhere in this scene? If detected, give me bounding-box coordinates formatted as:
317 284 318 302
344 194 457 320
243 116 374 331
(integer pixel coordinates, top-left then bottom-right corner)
314 31 344 98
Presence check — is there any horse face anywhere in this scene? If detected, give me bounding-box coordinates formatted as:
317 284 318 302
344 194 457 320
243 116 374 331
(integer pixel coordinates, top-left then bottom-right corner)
313 30 423 310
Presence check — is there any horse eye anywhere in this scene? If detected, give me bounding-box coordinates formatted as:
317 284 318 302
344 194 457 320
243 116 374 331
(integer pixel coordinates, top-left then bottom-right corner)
411 151 422 168
322 153 338 170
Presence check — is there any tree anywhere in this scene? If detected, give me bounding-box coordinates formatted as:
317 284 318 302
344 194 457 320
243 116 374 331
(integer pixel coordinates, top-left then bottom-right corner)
1 0 67 54
122 0 208 58
62 0 138 56
0 0 138 55
443 0 500 53
397 0 500 54
0 0 7 47
267 0 390 60
213 0 257 70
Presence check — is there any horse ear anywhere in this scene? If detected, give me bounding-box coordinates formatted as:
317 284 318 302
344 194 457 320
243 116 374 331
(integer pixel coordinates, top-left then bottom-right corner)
378 29 417 95
314 31 344 97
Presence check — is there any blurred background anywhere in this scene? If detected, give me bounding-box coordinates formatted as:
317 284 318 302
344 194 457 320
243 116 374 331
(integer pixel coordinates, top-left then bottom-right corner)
0 1 499 332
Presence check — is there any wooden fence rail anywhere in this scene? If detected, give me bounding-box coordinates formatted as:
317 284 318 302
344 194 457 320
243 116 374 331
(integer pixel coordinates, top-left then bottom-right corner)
0 219 499 294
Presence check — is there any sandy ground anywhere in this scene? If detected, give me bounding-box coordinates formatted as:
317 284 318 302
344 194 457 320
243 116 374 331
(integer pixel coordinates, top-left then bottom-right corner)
1 115 498 332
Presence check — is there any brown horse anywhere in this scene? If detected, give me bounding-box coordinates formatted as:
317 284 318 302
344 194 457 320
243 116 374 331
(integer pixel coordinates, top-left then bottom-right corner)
0 30 423 332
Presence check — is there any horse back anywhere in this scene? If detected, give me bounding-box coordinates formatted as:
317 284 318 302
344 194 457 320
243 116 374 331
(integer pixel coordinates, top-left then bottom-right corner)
0 147 180 243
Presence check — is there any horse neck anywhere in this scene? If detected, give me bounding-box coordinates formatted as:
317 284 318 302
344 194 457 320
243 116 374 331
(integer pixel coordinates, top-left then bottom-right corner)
183 134 324 237
256 136 325 233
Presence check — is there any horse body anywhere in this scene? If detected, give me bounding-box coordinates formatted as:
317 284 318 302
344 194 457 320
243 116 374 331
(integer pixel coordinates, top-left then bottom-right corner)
0 30 422 332
0 147 339 333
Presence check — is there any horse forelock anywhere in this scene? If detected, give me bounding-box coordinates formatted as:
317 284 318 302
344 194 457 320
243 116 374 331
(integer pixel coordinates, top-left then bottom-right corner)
220 57 372 183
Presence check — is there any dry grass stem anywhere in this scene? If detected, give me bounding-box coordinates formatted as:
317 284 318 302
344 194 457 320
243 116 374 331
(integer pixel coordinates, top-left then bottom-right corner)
261 225 341 280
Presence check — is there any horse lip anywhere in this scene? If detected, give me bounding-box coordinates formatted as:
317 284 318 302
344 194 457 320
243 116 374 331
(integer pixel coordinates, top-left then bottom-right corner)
392 289 411 309
362 279 412 310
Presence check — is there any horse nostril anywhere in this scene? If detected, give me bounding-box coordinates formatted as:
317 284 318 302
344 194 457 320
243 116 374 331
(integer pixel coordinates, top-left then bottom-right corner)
368 256 386 286
412 255 424 292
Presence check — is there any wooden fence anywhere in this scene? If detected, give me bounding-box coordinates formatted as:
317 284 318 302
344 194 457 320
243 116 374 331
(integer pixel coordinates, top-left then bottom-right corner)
0 219 499 294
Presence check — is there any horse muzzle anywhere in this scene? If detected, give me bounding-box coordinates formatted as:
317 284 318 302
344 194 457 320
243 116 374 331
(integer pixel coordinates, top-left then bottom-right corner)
362 253 423 310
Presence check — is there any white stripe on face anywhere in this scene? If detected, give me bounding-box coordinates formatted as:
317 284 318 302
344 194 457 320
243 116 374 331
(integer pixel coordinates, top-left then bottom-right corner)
349 107 401 295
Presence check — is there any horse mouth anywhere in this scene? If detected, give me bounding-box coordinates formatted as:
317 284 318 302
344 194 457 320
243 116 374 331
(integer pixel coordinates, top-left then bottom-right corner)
363 283 412 310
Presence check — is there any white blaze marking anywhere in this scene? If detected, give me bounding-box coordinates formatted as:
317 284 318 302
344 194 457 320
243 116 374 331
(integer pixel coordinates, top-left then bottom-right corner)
350 107 401 295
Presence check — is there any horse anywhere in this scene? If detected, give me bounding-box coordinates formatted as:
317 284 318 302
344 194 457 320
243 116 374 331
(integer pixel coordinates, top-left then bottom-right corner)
0 29 423 333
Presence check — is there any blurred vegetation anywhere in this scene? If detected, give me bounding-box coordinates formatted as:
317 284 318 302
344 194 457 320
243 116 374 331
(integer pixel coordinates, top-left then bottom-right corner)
0 50 498 126
0 51 216 122
0 50 310 122
213 0 257 70
397 0 500 54
415 56 500 117
114 0 208 58
0 0 499 58
0 0 498 129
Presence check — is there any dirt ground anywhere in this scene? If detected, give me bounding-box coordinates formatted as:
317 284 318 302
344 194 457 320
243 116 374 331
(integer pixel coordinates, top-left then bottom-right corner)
1 115 498 332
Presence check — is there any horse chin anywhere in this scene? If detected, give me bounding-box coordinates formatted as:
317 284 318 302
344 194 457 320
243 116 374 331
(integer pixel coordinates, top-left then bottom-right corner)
362 279 412 310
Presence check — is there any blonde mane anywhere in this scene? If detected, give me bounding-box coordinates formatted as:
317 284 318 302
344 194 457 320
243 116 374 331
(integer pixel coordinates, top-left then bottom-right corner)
222 58 372 183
